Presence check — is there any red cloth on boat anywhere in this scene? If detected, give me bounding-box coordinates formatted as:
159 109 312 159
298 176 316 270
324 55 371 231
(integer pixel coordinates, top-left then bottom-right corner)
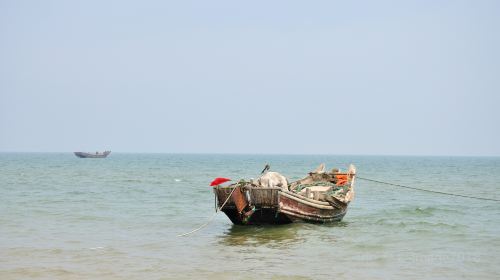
210 177 231 186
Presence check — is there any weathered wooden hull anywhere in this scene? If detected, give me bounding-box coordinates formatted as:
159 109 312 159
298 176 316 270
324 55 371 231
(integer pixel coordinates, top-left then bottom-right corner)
74 151 111 158
214 185 351 225
278 191 347 223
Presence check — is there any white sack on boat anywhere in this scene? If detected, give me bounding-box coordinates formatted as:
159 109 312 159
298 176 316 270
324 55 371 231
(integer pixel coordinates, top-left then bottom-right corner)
257 171 289 191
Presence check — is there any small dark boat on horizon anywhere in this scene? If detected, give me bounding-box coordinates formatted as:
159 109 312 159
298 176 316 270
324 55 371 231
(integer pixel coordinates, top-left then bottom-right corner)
213 164 356 225
74 151 111 158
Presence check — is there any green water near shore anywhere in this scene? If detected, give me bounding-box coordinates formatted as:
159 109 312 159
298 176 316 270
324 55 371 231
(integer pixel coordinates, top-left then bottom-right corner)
1 153 499 279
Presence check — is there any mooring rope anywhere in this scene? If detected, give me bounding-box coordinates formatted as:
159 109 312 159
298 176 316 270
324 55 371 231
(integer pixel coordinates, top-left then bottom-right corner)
357 176 500 202
177 186 238 237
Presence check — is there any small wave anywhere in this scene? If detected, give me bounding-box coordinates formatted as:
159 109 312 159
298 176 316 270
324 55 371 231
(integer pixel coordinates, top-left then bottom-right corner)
372 217 465 230
410 221 466 229
123 179 143 183
396 206 462 217
174 179 182 182
397 207 437 216
352 243 387 251
66 191 86 195
374 218 407 227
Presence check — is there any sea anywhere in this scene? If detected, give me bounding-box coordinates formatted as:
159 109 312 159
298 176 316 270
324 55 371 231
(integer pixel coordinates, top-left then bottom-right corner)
0 153 499 279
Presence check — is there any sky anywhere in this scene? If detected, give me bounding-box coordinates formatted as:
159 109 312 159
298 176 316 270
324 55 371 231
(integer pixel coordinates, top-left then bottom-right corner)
0 0 499 155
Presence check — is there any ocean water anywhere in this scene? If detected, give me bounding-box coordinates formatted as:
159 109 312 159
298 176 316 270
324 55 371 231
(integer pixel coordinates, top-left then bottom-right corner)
0 153 499 280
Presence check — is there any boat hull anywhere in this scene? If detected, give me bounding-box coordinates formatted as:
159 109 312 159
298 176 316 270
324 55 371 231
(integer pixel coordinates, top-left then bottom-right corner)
278 191 347 223
74 151 111 158
221 208 293 225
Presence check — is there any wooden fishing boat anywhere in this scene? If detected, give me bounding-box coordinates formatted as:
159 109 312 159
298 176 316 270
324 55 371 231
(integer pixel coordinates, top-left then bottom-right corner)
74 151 111 158
213 164 356 225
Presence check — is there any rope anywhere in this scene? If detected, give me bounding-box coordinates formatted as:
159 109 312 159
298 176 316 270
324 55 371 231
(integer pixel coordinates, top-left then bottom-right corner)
357 176 500 202
177 186 238 237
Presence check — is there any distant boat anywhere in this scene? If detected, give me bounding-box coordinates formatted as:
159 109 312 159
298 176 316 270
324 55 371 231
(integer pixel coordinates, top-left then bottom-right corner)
74 151 111 158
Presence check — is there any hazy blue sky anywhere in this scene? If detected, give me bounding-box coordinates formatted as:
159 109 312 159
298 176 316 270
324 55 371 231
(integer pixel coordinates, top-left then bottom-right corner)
1 0 499 155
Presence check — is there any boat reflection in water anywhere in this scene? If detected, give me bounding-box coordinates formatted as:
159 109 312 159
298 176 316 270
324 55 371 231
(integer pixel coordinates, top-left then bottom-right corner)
217 224 306 248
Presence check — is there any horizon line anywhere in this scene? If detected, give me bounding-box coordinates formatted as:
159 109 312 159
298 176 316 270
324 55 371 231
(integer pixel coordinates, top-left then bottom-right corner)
0 151 498 158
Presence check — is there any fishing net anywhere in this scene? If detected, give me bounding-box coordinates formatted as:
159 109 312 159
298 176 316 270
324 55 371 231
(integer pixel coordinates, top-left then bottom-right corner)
293 182 350 198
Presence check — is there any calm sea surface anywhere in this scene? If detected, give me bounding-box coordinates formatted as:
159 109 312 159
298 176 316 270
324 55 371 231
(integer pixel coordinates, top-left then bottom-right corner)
0 153 499 279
